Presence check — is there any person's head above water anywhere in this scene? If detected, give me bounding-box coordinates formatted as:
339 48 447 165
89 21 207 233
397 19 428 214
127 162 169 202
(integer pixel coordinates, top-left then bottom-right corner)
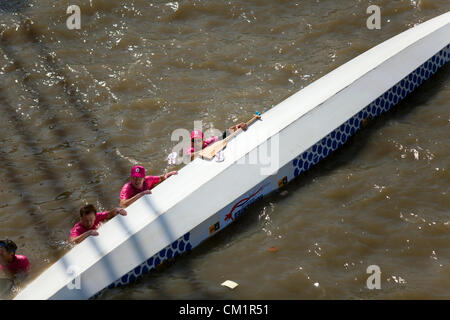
0 239 17 264
130 165 146 190
79 204 98 230
0 238 30 276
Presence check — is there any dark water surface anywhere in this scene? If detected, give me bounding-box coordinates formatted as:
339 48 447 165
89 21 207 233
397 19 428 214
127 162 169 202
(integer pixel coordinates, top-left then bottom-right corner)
0 0 449 299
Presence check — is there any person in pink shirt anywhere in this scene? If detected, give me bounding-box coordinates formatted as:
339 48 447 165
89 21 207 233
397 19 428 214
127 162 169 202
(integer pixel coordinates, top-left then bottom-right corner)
0 239 30 278
184 122 249 159
119 165 178 208
70 204 127 244
184 130 220 156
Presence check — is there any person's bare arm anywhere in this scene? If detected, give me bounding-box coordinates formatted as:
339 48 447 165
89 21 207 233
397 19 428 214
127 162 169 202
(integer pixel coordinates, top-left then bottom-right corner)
119 190 152 208
106 207 127 219
154 171 178 187
70 230 99 244
228 122 248 133
221 122 248 139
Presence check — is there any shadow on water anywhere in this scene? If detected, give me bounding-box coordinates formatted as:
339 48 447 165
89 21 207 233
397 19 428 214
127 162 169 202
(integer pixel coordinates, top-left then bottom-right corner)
0 87 71 249
0 9 184 298
20 19 128 175
0 143 58 255
0 85 86 283
0 0 30 13
0 40 113 207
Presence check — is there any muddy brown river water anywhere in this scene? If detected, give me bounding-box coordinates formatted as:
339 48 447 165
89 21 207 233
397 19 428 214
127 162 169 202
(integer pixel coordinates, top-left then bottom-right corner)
0 0 449 299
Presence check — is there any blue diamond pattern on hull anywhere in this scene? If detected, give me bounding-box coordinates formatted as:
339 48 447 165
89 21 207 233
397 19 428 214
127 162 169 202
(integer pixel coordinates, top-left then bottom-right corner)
104 232 192 290
292 45 449 177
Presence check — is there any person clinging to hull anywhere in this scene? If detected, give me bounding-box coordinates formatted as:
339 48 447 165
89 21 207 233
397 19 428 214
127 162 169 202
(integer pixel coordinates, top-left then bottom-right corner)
119 165 178 208
70 204 127 244
183 122 249 161
0 239 30 279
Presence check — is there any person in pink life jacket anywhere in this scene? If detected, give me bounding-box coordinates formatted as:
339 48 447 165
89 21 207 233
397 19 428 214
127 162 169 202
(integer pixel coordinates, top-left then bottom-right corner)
119 165 177 208
70 204 127 244
184 122 248 160
0 239 30 279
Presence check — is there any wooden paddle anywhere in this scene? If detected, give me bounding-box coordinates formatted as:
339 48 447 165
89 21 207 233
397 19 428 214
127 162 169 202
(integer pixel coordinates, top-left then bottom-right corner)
199 112 261 160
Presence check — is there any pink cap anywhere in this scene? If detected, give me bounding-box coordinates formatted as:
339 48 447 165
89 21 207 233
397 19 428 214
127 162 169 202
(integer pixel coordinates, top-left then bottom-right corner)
131 165 145 178
191 130 203 140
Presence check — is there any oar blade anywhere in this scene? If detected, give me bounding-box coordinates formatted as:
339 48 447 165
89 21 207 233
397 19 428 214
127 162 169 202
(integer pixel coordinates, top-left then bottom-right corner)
200 140 227 160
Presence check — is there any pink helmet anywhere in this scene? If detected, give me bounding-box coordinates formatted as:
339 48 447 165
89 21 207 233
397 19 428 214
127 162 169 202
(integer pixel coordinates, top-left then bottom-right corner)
131 165 146 178
191 130 203 140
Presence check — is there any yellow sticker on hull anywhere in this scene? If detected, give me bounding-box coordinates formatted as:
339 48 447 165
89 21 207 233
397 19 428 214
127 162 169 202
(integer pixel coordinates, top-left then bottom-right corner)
209 221 220 235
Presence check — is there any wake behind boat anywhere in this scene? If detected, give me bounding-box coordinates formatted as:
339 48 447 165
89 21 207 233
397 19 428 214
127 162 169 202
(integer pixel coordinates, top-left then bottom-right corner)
14 11 450 300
